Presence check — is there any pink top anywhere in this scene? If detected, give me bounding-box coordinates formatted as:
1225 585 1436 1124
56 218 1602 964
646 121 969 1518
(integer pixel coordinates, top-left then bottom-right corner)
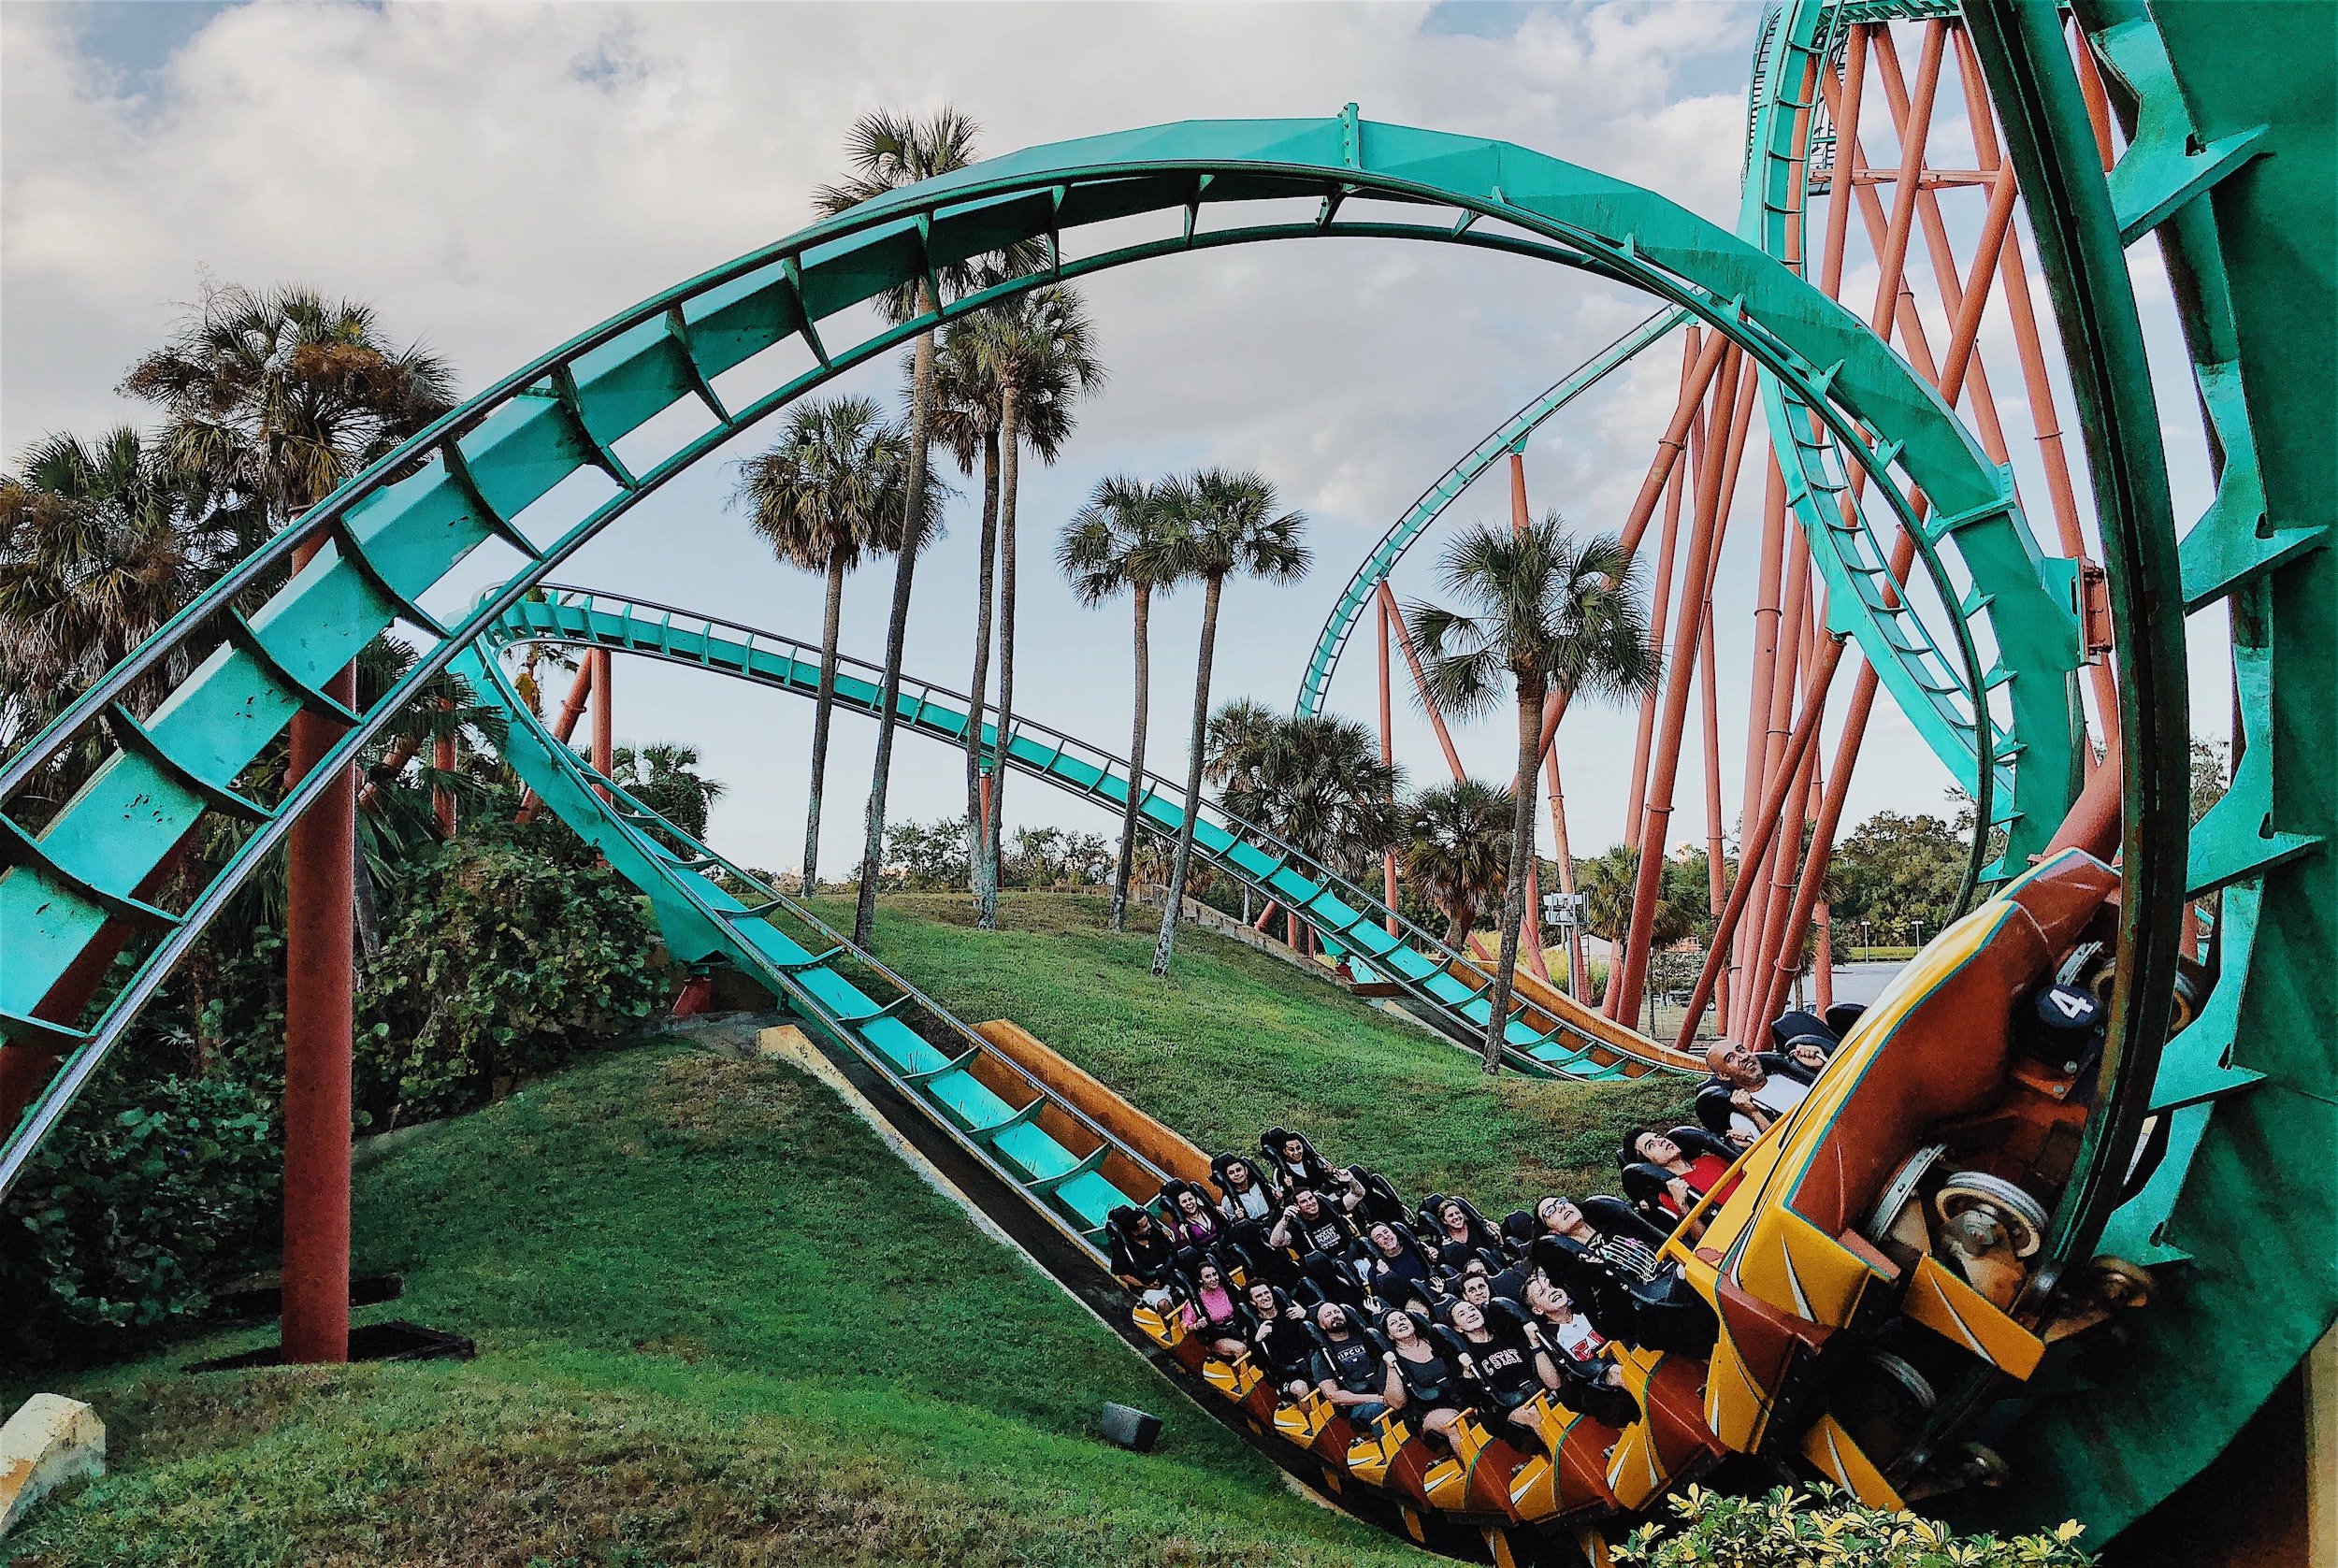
1183 1284 1237 1331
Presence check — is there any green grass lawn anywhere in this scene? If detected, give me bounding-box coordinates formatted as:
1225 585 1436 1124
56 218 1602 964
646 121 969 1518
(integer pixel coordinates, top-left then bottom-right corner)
3 1045 1420 1568
827 891 1696 1214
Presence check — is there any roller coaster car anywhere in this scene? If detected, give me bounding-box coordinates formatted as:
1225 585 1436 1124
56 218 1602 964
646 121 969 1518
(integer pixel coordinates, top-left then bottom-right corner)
1346 1411 1439 1509
1504 1390 1625 1525
1668 848 2166 1506
1418 1407 1530 1524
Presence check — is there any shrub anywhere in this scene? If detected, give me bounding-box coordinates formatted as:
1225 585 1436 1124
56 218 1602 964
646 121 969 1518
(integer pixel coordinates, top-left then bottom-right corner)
0 1067 281 1346
1615 1486 2092 1567
356 821 660 1127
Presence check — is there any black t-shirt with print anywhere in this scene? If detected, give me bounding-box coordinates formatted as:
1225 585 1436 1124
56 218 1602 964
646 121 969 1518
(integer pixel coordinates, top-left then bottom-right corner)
1311 1331 1385 1395
1466 1322 1545 1409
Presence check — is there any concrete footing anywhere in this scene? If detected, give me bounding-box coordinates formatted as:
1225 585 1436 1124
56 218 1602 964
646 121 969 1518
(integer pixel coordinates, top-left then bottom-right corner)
0 1392 104 1536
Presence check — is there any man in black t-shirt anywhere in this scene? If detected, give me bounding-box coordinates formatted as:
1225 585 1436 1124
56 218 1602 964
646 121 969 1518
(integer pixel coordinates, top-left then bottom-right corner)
1309 1302 1391 1423
1269 1188 1360 1259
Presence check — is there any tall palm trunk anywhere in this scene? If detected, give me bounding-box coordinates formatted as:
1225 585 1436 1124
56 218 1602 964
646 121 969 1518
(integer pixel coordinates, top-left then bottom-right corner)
1152 571 1224 976
1481 681 1546 1072
804 543 848 892
966 428 1002 904
854 289 937 948
1109 583 1153 931
981 388 1021 929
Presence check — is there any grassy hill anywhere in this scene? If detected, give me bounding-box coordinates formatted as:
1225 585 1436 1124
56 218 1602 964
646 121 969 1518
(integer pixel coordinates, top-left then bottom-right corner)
831 892 1696 1214
3 1045 1418 1567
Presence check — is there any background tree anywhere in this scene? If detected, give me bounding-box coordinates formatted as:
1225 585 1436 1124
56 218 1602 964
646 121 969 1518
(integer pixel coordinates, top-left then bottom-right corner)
815 108 1037 948
927 323 1005 871
1220 712 1402 881
123 281 455 539
608 742 727 846
1203 698 1283 814
1060 475 1191 930
1401 778 1514 947
1829 809 1966 946
0 429 222 806
1151 471 1310 977
1407 518 1657 1071
734 396 933 892
963 287 1104 928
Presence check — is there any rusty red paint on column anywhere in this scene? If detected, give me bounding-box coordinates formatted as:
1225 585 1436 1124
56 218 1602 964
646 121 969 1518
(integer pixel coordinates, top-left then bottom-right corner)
515 657 593 827
432 699 456 838
590 647 613 802
1611 344 1746 1026
1955 26 2123 758
1628 330 1703 851
1671 633 1849 1050
1378 592 1400 936
281 536 354 1366
1381 580 1466 783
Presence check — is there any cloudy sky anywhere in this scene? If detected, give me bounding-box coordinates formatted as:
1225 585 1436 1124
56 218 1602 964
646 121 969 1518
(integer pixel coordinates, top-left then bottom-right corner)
4 2 2222 880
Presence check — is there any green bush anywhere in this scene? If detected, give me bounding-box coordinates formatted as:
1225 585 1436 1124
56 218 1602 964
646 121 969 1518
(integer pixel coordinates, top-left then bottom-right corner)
1616 1486 2092 1567
1 1068 281 1346
355 821 661 1127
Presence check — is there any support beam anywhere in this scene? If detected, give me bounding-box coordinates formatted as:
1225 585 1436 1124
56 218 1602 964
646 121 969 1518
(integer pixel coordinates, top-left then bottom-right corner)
1382 580 1465 782
515 656 593 827
1673 633 1852 1050
281 536 354 1366
1956 25 2124 757
589 646 613 803
1378 592 1400 937
1625 330 1701 848
1611 344 1747 1025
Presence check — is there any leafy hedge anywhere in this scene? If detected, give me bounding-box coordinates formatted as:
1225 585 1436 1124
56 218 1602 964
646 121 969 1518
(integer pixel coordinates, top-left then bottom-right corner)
0 1070 281 1345
1617 1486 2093 1567
355 821 661 1128
4 813 661 1356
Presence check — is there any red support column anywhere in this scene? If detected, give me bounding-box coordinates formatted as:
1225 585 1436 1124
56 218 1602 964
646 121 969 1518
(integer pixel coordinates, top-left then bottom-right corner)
589 647 613 802
432 699 456 839
1507 451 1554 987
1381 580 1466 782
1378 593 1400 936
1955 27 2124 758
1698 572 1729 1034
1627 331 1702 849
1617 332 1731 560
281 537 355 1366
1545 747 1589 1000
515 658 592 827
1672 634 1850 1050
2068 15 2117 172
1611 346 1748 1025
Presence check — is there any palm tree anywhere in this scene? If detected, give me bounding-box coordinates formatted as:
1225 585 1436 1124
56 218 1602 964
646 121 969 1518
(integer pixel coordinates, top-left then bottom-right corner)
1407 517 1658 1071
927 323 1004 872
1151 471 1311 977
122 281 455 539
1402 779 1515 947
734 396 934 893
610 741 727 845
0 429 218 771
1218 711 1402 957
814 108 1037 947
1060 476 1191 930
1203 698 1283 813
963 287 1104 928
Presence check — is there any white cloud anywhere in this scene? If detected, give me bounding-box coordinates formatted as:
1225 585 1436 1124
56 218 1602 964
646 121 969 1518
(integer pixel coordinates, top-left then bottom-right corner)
7 1 2156 883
